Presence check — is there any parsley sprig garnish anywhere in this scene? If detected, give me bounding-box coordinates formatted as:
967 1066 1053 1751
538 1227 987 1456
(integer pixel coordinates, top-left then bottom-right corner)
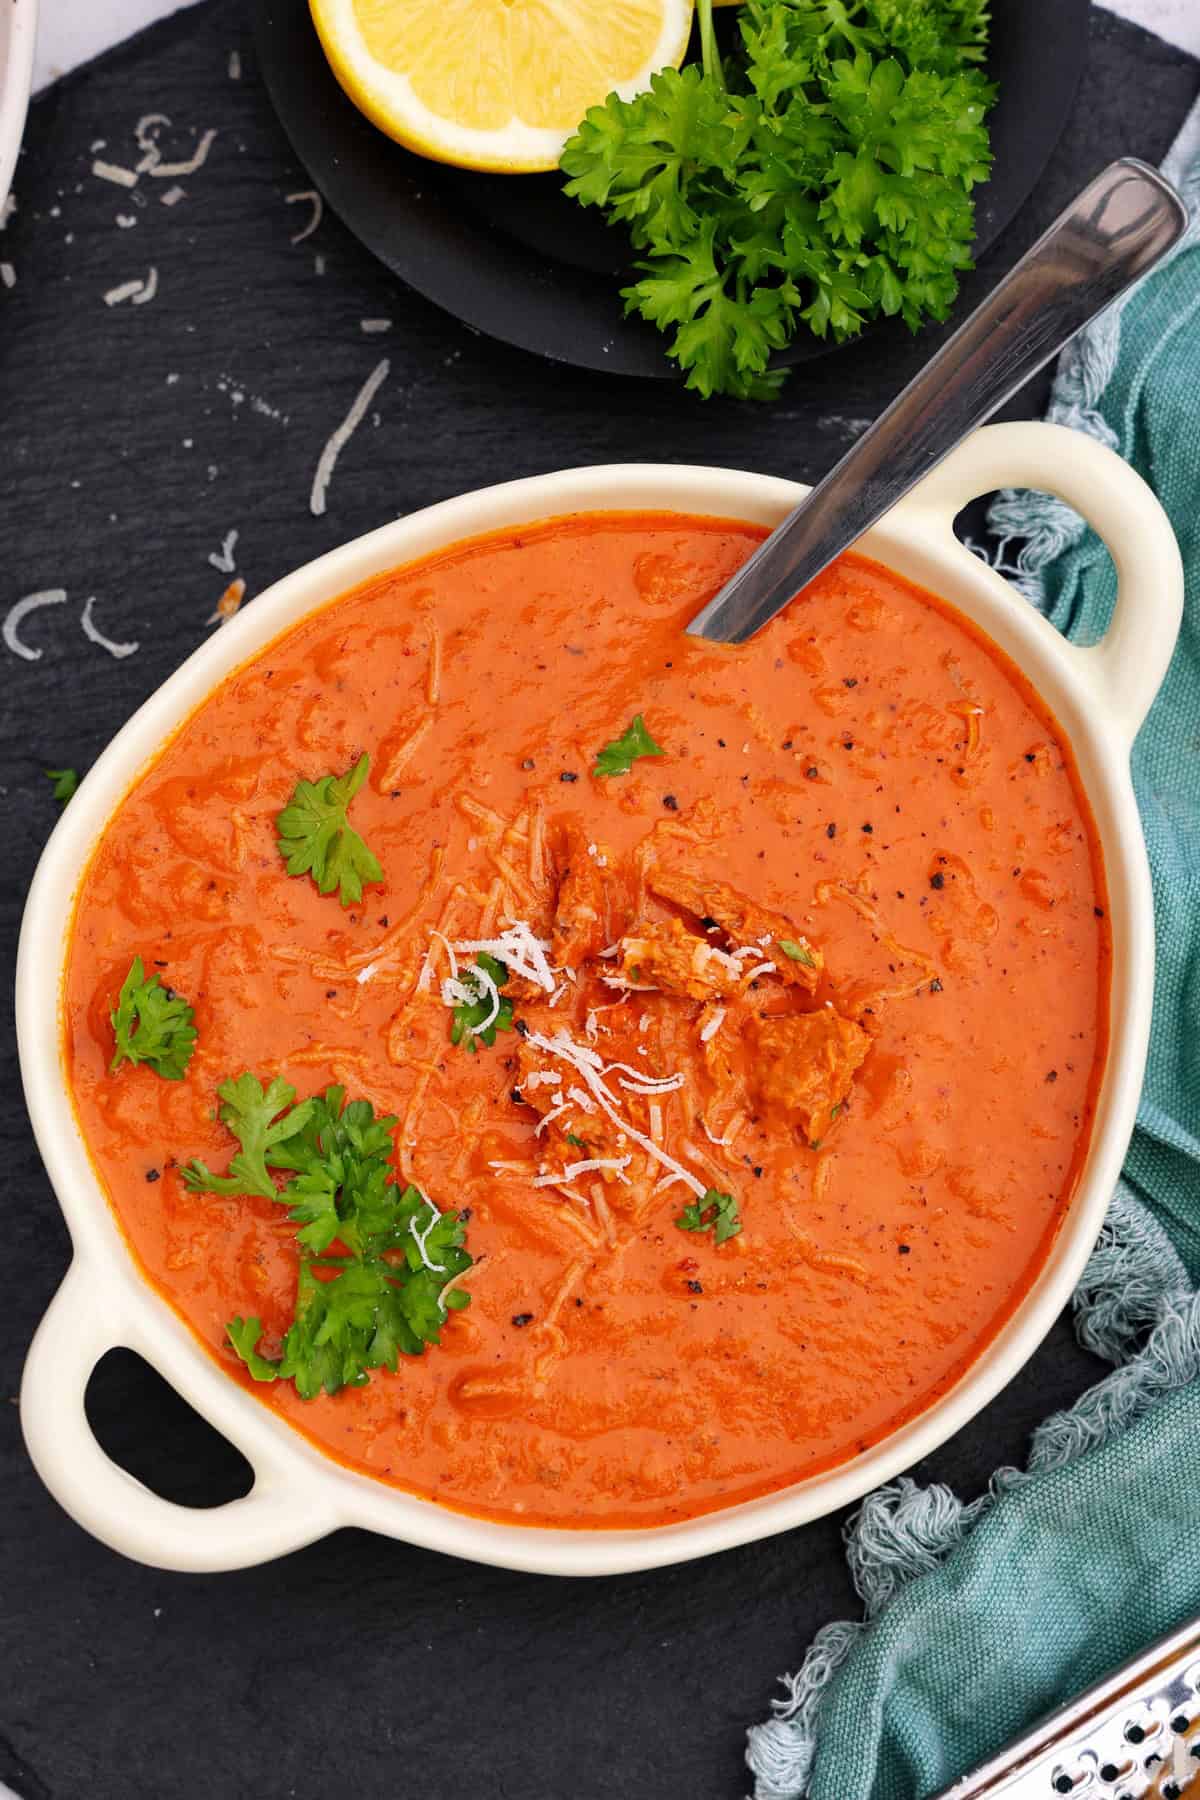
276 752 383 908
185 1076 472 1399
593 713 665 777
450 951 514 1052
110 956 197 1081
560 0 994 398
676 1186 742 1245
183 1074 314 1198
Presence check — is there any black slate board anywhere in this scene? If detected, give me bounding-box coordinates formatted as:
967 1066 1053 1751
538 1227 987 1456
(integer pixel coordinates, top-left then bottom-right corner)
252 0 1090 380
1 7 1196 1798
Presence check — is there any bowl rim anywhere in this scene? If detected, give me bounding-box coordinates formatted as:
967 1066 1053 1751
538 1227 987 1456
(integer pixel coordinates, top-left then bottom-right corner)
0 0 37 212
17 426 1184 1574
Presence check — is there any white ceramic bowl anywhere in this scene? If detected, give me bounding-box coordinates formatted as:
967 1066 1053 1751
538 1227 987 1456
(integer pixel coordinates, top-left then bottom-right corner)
0 0 36 211
18 422 1183 1575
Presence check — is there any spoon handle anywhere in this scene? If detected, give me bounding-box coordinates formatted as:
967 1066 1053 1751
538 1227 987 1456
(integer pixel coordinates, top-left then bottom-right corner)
687 158 1188 645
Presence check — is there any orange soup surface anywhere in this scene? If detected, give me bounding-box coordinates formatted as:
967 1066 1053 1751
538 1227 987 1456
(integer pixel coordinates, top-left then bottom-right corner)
65 514 1109 1528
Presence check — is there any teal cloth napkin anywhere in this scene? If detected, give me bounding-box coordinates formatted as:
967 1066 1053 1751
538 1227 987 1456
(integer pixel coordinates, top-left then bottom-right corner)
748 102 1200 1800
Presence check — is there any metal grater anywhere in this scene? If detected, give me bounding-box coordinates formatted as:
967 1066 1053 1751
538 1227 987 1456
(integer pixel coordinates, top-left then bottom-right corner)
934 1619 1200 1799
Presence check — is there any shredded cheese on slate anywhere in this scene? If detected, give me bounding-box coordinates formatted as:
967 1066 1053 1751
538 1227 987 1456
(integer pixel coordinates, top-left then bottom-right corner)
649 1103 663 1143
286 189 323 243
80 597 139 659
699 1006 726 1043
310 358 390 518
93 159 139 188
700 1117 731 1147
151 127 218 179
355 960 379 986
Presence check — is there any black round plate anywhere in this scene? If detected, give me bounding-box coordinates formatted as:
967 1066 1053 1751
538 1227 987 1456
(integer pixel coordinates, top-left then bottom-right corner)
252 0 1089 381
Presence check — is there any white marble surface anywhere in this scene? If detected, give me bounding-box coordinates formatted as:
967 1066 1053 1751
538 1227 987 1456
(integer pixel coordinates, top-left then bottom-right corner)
29 0 1200 92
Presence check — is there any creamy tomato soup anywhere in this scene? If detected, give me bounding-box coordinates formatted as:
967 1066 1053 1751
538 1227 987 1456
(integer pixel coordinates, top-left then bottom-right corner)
64 514 1109 1528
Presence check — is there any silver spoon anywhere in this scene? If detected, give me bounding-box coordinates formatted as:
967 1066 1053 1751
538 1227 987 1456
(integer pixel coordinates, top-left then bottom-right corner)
687 158 1188 645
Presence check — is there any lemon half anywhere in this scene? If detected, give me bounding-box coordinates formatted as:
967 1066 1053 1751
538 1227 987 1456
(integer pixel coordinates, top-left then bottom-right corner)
310 0 696 174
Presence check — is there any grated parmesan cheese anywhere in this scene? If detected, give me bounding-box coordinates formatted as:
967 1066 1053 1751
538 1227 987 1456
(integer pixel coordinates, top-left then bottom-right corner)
533 1155 631 1187
741 960 777 984
310 358 390 518
409 1197 446 1273
93 159 138 188
454 919 554 992
286 189 323 244
699 1006 726 1043
525 1028 706 1199
81 596 139 659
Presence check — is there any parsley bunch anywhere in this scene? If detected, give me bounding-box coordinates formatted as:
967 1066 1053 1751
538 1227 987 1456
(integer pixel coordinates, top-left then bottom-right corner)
184 1076 472 1398
561 0 994 398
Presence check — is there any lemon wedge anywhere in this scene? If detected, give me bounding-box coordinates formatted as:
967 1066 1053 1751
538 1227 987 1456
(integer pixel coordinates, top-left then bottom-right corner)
310 0 696 174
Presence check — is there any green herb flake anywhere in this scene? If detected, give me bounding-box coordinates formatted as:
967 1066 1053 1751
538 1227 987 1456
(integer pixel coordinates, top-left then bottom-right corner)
450 951 515 1053
45 768 78 805
276 752 383 908
593 713 665 778
675 1186 742 1245
189 1078 472 1399
109 956 198 1081
779 938 817 967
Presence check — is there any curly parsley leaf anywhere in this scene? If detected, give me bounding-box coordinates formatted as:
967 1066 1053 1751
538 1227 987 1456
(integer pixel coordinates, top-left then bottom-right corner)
109 956 198 1081
560 0 994 398
593 713 665 777
45 768 78 805
182 1074 316 1199
190 1079 473 1399
276 752 383 908
676 1186 742 1245
450 951 514 1053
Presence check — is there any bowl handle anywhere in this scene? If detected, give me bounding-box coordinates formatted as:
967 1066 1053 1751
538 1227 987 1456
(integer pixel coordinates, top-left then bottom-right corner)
905 421 1184 744
21 1259 335 1571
